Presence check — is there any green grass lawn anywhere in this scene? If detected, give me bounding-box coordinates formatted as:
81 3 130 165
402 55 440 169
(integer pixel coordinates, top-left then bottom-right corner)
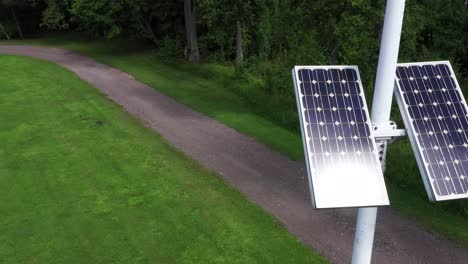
0 55 326 263
4 35 304 160
2 35 467 245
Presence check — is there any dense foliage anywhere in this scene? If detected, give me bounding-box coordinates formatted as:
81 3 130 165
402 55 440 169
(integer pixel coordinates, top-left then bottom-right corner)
1 0 465 126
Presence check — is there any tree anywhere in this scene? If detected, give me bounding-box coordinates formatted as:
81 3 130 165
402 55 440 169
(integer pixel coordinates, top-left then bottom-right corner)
125 0 184 46
0 22 10 40
41 0 70 30
0 0 34 39
11 6 23 38
232 0 252 67
4 0 24 38
70 0 125 38
235 19 243 67
198 0 253 65
184 0 200 62
125 0 158 44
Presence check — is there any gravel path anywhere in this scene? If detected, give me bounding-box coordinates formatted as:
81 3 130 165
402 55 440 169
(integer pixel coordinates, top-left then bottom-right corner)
1 45 466 264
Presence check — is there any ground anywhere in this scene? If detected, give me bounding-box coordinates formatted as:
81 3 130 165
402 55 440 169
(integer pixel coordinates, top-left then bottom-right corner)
1 35 467 263
0 55 326 263
8 35 464 245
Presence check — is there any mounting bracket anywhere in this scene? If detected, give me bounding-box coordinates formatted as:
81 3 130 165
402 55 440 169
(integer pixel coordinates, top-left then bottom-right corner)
372 121 406 172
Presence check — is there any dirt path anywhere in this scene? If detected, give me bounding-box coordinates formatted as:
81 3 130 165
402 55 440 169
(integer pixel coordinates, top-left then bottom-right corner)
1 45 466 263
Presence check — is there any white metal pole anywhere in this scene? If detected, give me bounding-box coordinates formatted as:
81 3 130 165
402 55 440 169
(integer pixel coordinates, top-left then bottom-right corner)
351 1 406 264
351 207 378 264
371 0 407 124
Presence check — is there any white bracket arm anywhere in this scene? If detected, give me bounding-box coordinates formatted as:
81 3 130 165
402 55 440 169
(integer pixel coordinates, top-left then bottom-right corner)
373 121 406 143
372 121 406 172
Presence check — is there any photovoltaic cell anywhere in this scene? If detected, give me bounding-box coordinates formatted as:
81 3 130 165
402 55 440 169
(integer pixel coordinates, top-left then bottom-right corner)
292 66 389 209
394 61 468 201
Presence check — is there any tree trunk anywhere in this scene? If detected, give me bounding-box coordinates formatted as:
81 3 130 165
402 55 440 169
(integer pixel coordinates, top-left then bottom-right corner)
140 17 157 45
328 39 340 65
184 0 200 62
11 9 23 39
235 19 244 67
0 23 10 40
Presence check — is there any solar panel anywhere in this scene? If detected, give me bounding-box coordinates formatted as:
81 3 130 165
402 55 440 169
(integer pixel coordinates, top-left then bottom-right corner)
394 61 468 201
292 66 389 209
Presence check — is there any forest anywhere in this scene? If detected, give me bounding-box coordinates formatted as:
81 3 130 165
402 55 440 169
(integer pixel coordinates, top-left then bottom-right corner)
1 0 467 227
1 1 466 85
1 0 467 135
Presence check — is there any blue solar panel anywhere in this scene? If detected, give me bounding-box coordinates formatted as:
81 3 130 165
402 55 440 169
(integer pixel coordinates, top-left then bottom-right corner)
292 66 389 209
395 61 468 201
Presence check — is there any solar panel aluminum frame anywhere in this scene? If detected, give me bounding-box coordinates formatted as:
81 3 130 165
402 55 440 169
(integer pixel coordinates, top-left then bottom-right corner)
394 61 468 201
292 65 390 209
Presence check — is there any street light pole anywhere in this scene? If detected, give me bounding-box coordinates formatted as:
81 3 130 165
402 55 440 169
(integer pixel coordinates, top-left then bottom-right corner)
351 1 406 263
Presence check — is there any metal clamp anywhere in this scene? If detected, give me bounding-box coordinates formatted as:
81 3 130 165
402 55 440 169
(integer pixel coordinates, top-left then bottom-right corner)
372 121 406 172
373 121 406 143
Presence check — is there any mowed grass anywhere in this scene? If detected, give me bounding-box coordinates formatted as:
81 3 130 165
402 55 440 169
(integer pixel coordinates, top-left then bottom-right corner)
2 36 467 244
0 55 327 263
5 36 304 160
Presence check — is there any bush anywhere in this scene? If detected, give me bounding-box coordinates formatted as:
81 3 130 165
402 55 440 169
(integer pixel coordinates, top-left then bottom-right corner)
155 36 184 62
